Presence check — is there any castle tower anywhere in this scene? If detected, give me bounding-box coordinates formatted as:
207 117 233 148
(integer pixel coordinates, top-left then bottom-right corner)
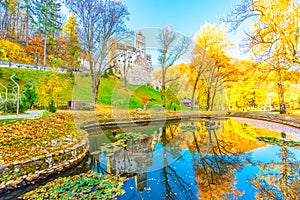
135 32 146 57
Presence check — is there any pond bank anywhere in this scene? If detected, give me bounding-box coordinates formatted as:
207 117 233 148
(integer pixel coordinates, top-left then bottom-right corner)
80 112 227 130
0 114 89 196
229 112 300 129
81 111 300 130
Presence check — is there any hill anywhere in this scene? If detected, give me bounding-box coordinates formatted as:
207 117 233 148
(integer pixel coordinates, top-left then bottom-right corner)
73 74 164 109
0 68 167 110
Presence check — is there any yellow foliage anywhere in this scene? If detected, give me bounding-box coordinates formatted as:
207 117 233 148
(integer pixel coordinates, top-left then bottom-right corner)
0 39 34 63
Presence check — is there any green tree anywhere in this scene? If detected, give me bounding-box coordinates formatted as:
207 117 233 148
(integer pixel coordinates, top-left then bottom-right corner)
161 88 180 109
21 81 37 109
31 0 62 65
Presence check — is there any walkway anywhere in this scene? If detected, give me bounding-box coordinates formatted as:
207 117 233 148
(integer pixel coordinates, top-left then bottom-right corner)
0 110 44 120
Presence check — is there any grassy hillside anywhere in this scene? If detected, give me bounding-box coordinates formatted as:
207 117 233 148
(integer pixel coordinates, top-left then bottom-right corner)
0 67 73 106
0 68 170 110
73 74 163 109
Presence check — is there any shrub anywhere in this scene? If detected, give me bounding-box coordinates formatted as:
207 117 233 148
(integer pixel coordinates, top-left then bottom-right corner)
47 100 57 113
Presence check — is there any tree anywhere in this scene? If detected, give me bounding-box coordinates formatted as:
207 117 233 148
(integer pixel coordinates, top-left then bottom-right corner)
64 0 129 106
223 0 300 114
161 88 180 109
21 81 37 109
194 23 234 111
35 73 69 110
31 0 62 66
157 25 191 104
26 34 44 64
62 15 81 71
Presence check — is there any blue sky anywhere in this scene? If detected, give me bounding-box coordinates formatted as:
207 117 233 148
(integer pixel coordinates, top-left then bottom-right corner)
122 0 250 59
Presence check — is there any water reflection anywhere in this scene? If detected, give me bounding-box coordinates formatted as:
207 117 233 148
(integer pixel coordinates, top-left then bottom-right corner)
250 146 300 199
87 118 300 199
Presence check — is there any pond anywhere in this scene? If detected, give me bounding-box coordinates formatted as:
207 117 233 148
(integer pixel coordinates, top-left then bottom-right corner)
86 117 300 200
3 117 300 199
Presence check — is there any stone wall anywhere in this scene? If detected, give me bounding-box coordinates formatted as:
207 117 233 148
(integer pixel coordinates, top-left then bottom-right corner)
0 135 89 194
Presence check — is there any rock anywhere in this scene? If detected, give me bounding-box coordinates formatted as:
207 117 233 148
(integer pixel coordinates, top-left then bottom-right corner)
0 183 5 189
5 180 14 187
11 178 23 187
26 173 40 182
40 149 49 154
0 164 10 170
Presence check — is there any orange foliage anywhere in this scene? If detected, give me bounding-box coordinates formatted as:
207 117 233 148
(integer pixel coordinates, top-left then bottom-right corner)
26 35 44 64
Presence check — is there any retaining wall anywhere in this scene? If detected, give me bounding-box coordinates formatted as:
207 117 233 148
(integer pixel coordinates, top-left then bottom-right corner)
0 137 89 194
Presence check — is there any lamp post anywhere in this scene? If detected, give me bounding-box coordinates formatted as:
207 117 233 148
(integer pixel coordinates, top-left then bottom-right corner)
10 72 20 116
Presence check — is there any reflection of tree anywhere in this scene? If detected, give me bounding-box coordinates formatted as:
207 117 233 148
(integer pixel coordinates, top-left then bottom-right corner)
160 126 195 200
250 146 300 199
191 120 250 199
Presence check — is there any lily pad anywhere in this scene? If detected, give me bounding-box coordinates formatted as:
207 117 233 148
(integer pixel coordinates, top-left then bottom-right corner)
257 136 300 147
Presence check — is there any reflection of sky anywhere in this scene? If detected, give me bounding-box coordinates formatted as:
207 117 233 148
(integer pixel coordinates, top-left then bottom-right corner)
116 145 300 199
119 142 199 200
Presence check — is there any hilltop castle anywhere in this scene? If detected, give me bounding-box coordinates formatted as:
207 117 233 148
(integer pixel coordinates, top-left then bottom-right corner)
109 32 158 86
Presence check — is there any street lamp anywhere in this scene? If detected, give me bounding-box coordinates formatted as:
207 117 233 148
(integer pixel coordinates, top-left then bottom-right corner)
10 72 20 116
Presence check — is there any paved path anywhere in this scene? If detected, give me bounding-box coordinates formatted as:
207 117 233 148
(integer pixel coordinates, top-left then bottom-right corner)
0 110 44 120
232 117 300 141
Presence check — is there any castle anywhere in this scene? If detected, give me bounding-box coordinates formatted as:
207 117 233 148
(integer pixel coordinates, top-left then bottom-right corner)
109 32 159 86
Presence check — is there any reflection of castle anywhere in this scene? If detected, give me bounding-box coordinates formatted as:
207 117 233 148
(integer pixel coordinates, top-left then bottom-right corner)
106 137 153 191
109 32 158 86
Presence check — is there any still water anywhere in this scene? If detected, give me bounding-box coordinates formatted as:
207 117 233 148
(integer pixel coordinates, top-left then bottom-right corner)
87 118 300 200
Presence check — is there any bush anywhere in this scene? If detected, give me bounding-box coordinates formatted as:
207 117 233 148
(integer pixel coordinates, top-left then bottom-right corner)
47 100 57 113
0 99 26 114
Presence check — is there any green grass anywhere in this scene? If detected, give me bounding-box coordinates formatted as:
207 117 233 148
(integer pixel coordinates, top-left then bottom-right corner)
0 67 51 87
74 74 163 109
0 68 167 110
0 67 74 106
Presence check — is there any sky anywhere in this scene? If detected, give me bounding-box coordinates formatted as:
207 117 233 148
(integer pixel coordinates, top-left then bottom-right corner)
121 0 251 59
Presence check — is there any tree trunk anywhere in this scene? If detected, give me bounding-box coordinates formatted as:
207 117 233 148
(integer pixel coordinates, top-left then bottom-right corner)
124 76 127 89
277 68 286 114
26 7 29 47
123 63 127 89
210 83 218 111
161 67 166 105
191 73 200 111
206 90 210 111
92 75 100 107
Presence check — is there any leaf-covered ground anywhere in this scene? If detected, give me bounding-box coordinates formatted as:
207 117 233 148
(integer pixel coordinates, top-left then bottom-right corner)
0 113 81 166
19 170 125 200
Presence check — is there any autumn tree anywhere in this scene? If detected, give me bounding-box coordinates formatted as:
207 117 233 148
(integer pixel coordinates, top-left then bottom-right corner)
64 0 129 106
61 15 81 71
194 23 234 111
35 73 70 110
226 60 268 110
26 34 44 64
157 25 191 104
224 0 300 114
